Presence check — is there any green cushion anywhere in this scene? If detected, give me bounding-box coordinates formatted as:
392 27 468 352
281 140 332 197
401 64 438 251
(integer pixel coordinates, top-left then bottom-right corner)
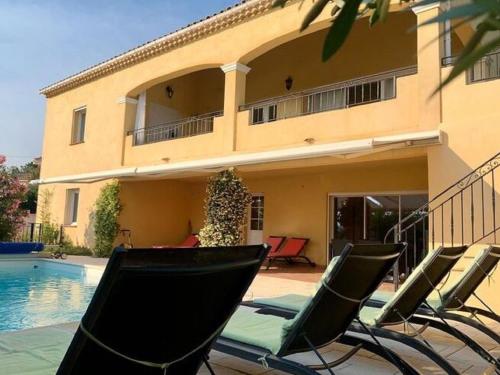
254 256 341 312
221 308 289 354
254 294 309 311
223 257 343 355
358 306 381 326
370 290 393 303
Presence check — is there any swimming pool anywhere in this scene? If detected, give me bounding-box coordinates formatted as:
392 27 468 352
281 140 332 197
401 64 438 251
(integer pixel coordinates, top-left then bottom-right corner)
0 259 102 332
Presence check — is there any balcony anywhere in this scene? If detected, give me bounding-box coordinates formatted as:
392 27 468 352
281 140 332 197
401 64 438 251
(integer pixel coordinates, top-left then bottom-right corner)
241 66 417 126
235 67 420 152
129 111 223 146
442 50 500 84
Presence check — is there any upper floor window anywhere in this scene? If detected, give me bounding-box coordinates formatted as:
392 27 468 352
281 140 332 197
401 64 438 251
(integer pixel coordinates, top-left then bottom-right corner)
251 104 277 125
71 107 86 144
65 189 80 225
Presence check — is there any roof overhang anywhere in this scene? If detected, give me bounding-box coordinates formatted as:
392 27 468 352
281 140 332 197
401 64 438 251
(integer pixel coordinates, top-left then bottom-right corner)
32 130 441 185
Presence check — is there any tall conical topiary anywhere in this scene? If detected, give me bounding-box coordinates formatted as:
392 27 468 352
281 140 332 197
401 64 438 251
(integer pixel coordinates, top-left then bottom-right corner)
199 169 252 247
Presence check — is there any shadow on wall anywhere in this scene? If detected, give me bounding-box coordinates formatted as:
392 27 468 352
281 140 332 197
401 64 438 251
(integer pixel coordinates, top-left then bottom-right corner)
427 131 500 247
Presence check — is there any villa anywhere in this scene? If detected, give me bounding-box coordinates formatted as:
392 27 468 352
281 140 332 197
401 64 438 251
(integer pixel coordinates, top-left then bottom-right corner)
35 0 499 320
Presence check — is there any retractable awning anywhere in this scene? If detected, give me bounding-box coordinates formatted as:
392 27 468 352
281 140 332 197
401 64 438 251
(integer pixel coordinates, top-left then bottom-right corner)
33 130 441 185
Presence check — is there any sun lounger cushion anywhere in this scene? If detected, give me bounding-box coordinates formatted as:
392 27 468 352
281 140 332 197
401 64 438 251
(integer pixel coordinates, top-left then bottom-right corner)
254 256 340 311
222 257 340 354
357 306 380 326
222 308 290 354
254 294 309 311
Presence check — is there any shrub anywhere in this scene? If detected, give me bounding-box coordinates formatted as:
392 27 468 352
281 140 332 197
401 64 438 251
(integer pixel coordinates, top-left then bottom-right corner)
0 155 27 241
93 180 121 257
37 189 61 245
199 169 252 247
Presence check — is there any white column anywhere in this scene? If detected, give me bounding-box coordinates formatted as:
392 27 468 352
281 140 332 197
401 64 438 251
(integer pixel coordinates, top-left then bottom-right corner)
135 91 147 130
220 63 251 152
134 92 147 144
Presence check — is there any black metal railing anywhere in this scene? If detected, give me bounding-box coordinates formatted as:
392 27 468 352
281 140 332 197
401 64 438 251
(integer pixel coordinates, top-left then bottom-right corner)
241 66 417 125
442 50 500 83
385 152 500 288
130 111 223 146
13 223 64 245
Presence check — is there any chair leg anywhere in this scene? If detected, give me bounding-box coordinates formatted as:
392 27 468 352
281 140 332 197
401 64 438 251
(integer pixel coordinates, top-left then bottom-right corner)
339 333 421 375
300 256 316 267
410 315 500 369
213 340 320 375
461 306 500 324
349 323 460 375
266 258 273 270
440 311 500 344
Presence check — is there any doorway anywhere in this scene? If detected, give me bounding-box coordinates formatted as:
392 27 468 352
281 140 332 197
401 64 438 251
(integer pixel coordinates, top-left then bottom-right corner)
247 194 265 245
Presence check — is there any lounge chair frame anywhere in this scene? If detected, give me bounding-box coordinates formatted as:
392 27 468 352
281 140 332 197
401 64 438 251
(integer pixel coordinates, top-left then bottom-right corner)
250 245 473 375
369 246 500 349
216 243 422 375
57 245 268 375
365 245 500 371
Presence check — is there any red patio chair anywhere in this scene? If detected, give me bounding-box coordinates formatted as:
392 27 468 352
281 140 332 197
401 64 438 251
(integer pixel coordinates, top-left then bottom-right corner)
178 234 200 248
266 237 315 269
153 234 200 249
265 236 287 256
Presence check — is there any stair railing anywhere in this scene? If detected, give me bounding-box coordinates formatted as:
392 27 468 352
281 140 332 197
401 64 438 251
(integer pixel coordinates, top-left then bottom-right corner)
385 152 500 289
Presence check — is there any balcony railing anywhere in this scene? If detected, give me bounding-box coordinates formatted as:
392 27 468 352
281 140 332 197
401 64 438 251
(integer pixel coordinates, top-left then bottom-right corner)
130 111 222 146
442 50 500 84
241 66 417 125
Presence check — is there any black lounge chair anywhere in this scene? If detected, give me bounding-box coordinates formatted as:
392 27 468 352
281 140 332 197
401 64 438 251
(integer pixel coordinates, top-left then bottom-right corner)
370 245 500 343
252 245 483 374
57 245 269 375
214 243 417 374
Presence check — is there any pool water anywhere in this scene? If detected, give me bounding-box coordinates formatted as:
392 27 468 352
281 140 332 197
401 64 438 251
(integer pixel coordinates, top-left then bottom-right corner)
0 259 100 332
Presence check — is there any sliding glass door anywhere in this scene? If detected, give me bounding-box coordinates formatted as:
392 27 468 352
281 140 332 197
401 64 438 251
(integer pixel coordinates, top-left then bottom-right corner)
329 193 428 278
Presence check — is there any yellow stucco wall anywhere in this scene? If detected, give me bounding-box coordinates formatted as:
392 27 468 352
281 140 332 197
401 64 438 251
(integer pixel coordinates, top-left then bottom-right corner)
36 181 109 247
426 67 500 312
39 6 420 179
37 1 500 310
120 156 428 266
246 11 417 103
236 74 419 151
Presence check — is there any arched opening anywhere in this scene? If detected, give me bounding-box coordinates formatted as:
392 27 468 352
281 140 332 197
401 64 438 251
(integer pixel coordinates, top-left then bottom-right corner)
243 11 418 124
132 67 225 145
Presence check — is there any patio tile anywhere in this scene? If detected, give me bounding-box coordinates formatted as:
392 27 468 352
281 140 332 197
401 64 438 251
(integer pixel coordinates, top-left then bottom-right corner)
0 326 72 351
462 363 498 375
445 345 498 367
0 351 56 374
199 362 262 374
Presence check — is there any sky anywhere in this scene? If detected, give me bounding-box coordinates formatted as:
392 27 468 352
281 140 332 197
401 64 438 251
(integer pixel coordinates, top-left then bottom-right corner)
0 0 236 166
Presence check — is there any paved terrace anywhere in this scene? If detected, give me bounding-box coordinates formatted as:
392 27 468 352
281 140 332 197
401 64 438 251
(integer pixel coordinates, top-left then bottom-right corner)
0 257 498 374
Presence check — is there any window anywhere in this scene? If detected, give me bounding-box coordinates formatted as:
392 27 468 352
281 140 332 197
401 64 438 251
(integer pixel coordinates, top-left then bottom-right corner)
249 195 265 231
331 193 427 244
469 52 500 83
347 81 381 106
71 107 86 144
65 189 80 225
251 105 277 125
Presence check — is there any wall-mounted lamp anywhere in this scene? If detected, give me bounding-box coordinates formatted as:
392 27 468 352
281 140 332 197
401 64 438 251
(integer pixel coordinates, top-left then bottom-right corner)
166 86 174 99
285 76 293 91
